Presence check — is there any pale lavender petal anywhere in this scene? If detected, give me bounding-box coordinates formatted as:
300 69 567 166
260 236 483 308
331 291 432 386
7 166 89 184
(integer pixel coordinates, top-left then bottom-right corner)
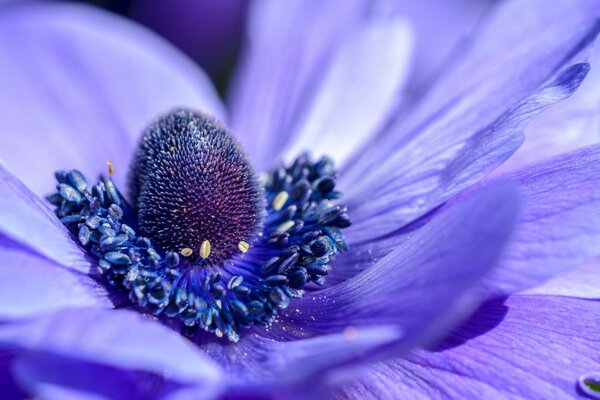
270 182 520 344
392 0 493 95
345 63 590 244
332 295 600 399
523 259 600 299
0 308 223 398
229 0 369 170
13 353 218 400
0 163 91 273
496 44 600 175
281 15 413 166
0 2 224 196
340 0 600 244
0 238 110 319
483 145 600 296
331 143 600 295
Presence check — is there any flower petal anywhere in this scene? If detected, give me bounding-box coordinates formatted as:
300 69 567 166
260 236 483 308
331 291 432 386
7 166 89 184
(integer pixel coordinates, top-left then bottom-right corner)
185 182 519 397
0 237 110 319
272 182 520 344
0 163 91 273
203 326 403 397
0 308 223 398
0 2 225 196
483 145 600 296
392 0 493 95
0 350 26 400
229 0 370 170
523 259 600 299
341 0 599 244
496 37 600 174
332 295 600 399
280 15 414 166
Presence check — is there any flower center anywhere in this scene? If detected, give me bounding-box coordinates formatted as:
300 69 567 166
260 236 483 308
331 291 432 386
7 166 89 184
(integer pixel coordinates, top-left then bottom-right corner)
47 109 351 342
128 110 264 267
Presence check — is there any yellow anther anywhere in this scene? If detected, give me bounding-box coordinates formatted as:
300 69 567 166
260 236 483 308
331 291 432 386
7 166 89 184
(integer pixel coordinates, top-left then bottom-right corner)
106 160 115 177
200 240 211 259
180 248 193 257
277 220 295 233
272 191 289 211
238 241 249 253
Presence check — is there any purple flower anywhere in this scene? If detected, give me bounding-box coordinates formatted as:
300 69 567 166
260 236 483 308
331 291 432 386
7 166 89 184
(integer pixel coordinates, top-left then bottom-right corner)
0 1 599 399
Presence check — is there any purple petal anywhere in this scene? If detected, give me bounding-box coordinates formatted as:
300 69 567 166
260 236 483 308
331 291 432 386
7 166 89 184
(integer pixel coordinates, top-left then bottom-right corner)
183 182 520 397
0 238 110 319
280 15 414 166
0 350 26 400
203 326 402 397
0 308 223 398
229 0 369 170
496 43 600 175
271 182 520 345
12 353 218 400
0 2 224 196
332 295 600 399
0 163 91 273
341 0 599 244
392 0 494 95
346 62 590 246
524 259 600 299
483 145 600 296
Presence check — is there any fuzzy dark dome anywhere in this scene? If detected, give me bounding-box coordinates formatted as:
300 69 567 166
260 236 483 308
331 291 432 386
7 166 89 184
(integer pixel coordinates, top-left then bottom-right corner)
128 109 264 267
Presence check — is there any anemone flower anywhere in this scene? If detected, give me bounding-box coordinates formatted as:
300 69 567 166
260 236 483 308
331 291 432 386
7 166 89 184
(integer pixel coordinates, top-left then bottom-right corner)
0 1 600 399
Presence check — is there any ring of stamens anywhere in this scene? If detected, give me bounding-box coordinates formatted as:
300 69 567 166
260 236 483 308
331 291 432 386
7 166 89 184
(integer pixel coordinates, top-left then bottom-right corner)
48 115 350 342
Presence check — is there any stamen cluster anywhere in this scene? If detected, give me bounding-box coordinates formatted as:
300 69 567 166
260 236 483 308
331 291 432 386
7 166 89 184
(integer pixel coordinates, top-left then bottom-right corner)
48 115 350 342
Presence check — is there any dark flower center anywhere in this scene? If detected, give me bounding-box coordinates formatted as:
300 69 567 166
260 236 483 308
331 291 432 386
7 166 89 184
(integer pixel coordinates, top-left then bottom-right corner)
128 110 264 267
47 109 351 342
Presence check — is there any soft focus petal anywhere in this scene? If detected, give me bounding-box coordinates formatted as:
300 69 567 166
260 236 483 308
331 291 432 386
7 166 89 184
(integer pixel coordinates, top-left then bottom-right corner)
341 0 600 243
497 42 600 174
392 0 493 95
483 145 600 296
0 237 110 319
130 0 248 79
271 182 520 345
0 2 225 196
0 308 223 399
280 15 413 166
229 0 370 169
332 295 600 399
0 350 26 400
0 163 91 273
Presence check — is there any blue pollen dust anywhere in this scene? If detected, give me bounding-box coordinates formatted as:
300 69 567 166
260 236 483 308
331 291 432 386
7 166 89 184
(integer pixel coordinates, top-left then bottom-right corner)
47 109 351 342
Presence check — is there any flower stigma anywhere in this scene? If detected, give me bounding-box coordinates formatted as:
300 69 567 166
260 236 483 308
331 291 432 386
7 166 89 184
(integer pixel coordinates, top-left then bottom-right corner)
47 109 351 342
